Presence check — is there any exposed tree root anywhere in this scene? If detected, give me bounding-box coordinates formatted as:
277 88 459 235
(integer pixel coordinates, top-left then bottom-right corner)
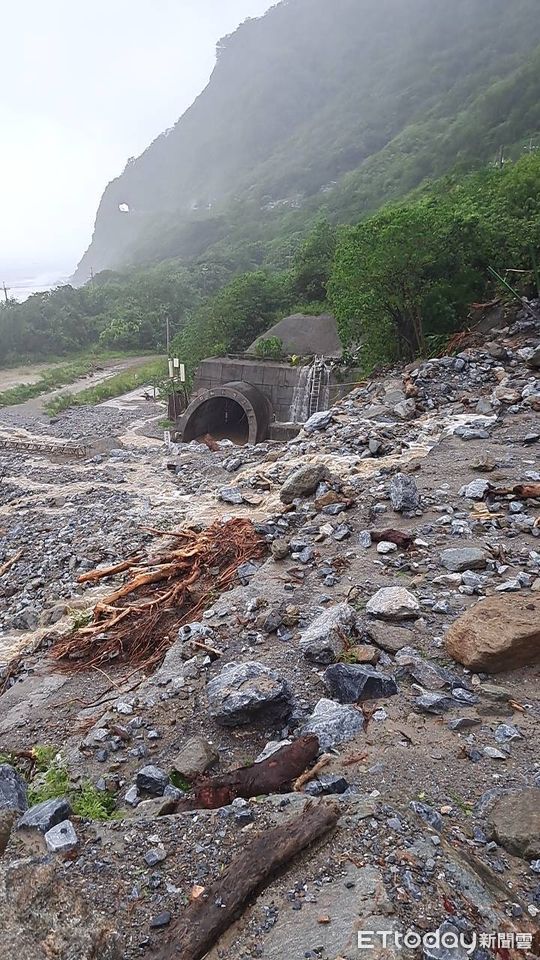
51 518 265 674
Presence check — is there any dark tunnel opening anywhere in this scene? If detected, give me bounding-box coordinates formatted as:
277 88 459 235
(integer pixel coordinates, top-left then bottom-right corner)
182 396 249 445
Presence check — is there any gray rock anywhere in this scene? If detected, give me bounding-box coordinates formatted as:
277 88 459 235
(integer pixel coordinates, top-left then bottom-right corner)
303 410 334 433
135 765 169 796
390 473 420 513
304 774 349 796
366 586 420 621
488 789 540 859
526 344 540 369
323 663 398 704
414 692 454 714
440 548 487 573
494 723 523 743
459 479 489 500
207 660 293 726
44 819 79 854
448 717 481 731
280 464 327 504
219 486 244 505
172 737 218 780
365 622 414 653
394 399 417 420
300 698 364 750
18 797 71 832
271 538 290 560
410 800 443 832
423 921 469 960
0 764 28 813
299 602 357 665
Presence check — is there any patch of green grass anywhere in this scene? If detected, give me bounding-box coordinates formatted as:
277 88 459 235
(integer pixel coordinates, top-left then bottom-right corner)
71 781 117 819
170 771 191 792
44 358 167 415
6 746 117 820
28 761 70 806
69 608 93 631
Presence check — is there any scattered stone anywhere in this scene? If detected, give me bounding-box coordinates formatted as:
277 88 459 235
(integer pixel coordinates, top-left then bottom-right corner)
445 594 540 672
459 479 489 500
376 540 397 554
219 486 244 505
323 663 398 703
150 912 172 929
0 764 28 813
280 464 327 504
394 399 417 420
414 692 454 714
299 603 357 665
364 622 414 653
346 644 380 665
366 587 419 621
390 473 420 513
271 538 290 560
143 847 167 867
494 723 523 743
440 547 487 573
488 789 540 859
410 800 443 832
135 765 169 797
44 819 79 854
207 660 293 726
448 717 481 731
18 797 72 832
300 698 364 750
172 737 218 781
304 774 349 796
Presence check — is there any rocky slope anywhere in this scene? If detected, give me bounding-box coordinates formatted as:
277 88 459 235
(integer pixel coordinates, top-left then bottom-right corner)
75 0 540 280
0 310 539 957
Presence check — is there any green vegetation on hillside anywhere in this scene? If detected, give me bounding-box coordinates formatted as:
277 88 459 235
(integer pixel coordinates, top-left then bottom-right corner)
74 0 540 279
330 154 540 364
3 155 539 390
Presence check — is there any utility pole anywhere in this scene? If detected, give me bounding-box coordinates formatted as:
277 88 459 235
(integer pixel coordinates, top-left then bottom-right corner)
166 316 171 355
2 282 9 303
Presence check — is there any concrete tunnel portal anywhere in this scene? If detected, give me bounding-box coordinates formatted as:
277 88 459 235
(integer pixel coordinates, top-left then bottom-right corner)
179 381 272 446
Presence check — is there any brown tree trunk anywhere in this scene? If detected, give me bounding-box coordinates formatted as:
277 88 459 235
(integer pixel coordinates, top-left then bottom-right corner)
151 802 340 960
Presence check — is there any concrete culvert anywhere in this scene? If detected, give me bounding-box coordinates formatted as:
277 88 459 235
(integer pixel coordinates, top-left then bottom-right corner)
179 381 271 445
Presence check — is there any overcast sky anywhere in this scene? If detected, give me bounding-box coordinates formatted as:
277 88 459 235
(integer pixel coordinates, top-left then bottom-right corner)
0 0 273 283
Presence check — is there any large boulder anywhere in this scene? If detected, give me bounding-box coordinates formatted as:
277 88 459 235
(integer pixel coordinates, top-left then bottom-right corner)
445 595 540 672
280 464 327 504
366 587 419 621
0 764 28 813
299 603 357 665
488 789 540 859
207 661 294 726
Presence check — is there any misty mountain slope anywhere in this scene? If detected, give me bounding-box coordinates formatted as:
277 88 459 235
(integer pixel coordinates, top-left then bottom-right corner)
75 0 540 281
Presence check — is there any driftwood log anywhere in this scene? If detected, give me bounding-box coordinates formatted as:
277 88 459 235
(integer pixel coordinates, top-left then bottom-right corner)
189 735 320 809
151 802 340 960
